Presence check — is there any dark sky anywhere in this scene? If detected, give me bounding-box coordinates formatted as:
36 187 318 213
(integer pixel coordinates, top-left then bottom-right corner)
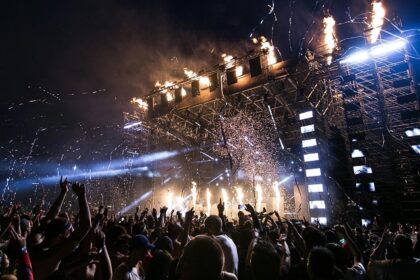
1 0 420 177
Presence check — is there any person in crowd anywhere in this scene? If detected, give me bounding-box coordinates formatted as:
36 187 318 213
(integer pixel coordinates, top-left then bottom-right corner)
176 235 237 280
2 178 420 280
368 230 420 279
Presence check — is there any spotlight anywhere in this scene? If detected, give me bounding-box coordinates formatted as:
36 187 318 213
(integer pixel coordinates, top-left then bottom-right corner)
340 50 369 64
369 39 406 58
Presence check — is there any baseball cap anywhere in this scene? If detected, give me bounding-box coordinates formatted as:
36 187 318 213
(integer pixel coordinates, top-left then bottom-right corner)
131 234 155 250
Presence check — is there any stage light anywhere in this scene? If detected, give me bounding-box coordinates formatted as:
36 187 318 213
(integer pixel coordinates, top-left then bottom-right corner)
124 121 142 129
340 50 369 64
304 153 319 162
351 149 365 158
236 65 244 77
311 217 327 225
301 124 315 134
361 219 371 227
308 184 324 192
353 165 373 174
309 200 326 209
411 145 420 154
302 138 317 148
405 128 420 137
369 39 406 58
369 182 376 192
306 168 321 177
299 111 313 120
119 191 152 214
341 39 407 65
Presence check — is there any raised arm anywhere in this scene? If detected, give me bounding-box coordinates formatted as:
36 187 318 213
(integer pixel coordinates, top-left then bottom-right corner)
217 199 227 233
55 183 92 259
336 224 363 264
45 177 69 222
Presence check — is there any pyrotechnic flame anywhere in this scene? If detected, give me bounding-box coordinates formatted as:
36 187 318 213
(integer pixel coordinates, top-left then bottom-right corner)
236 65 243 77
370 1 385 44
155 80 176 94
222 54 234 64
323 15 336 65
221 188 229 204
166 190 173 211
236 187 244 205
191 182 197 208
181 87 187 97
166 92 174 102
176 196 184 212
260 36 277 65
184 68 210 87
273 182 280 212
256 184 263 212
206 188 212 216
131 98 148 110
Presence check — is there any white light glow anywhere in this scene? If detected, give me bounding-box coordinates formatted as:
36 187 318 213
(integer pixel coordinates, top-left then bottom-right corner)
411 145 420 154
206 188 212 216
340 50 369 64
405 128 420 137
301 124 315 134
299 111 313 120
302 138 317 148
124 121 142 129
191 182 197 208
311 217 327 225
256 185 263 212
361 219 372 227
353 165 373 174
309 200 326 209
369 182 376 192
308 184 324 193
304 153 319 162
370 39 406 57
236 65 244 77
352 149 365 158
306 168 321 177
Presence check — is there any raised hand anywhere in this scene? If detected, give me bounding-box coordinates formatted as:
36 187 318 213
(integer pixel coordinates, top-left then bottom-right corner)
185 208 194 224
217 198 225 213
59 176 69 193
245 203 255 214
92 229 106 250
9 227 26 250
72 182 86 197
160 206 168 215
152 208 158 217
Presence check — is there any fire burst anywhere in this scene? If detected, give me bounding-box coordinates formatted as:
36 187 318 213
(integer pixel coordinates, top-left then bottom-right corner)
370 1 386 44
221 188 229 204
131 97 148 110
323 15 336 65
272 182 281 212
191 182 197 208
255 184 263 212
236 187 244 205
260 36 277 65
206 188 212 216
184 68 210 86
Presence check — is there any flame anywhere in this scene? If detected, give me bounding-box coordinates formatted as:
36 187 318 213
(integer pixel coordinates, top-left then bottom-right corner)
370 1 385 44
155 80 176 94
181 87 187 97
251 37 259 44
236 187 244 205
256 184 263 212
184 68 210 87
191 182 197 208
222 54 234 64
176 196 184 211
166 92 174 102
166 190 173 211
221 188 229 204
131 97 148 110
273 182 280 212
260 37 277 65
236 65 243 77
323 15 336 65
206 188 212 216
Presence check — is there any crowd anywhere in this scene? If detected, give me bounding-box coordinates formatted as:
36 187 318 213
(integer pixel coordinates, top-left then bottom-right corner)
0 178 419 279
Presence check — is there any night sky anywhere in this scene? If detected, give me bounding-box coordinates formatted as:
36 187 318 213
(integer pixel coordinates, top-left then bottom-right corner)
1 0 420 184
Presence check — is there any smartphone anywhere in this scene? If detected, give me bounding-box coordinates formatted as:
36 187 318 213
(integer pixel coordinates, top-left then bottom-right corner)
238 204 245 210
